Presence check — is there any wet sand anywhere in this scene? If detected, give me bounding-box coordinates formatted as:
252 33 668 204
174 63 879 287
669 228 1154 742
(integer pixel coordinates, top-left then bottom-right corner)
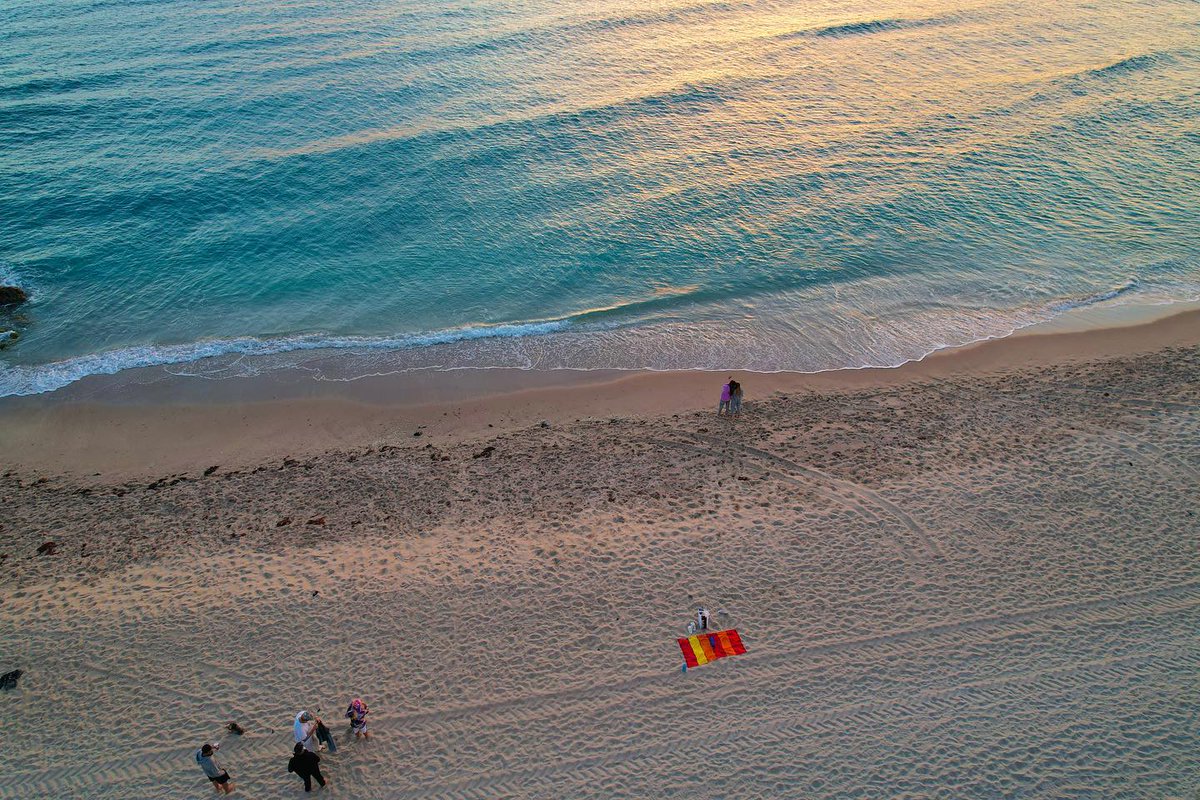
0 310 1197 798
1 306 1197 481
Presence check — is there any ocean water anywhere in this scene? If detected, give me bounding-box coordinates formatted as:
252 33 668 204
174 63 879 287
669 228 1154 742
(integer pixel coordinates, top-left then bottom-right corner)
1 0 1198 396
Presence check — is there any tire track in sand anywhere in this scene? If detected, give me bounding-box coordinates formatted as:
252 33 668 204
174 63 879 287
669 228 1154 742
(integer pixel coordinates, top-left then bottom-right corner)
384 646 1197 799
644 436 919 562
4 581 1198 798
928 382 1199 489
663 432 942 560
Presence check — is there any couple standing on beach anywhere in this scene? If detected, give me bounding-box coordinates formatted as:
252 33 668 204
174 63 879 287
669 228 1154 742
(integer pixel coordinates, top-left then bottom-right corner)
718 378 744 417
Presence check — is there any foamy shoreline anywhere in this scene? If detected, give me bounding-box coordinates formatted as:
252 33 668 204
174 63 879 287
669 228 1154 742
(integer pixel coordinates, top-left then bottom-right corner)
0 302 1197 480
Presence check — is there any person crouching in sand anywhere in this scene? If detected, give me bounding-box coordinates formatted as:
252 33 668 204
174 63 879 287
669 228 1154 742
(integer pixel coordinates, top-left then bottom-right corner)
288 742 328 792
346 697 370 740
195 742 235 794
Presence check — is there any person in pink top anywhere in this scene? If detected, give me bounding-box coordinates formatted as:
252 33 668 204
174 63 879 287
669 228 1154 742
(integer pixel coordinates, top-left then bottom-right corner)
718 378 732 416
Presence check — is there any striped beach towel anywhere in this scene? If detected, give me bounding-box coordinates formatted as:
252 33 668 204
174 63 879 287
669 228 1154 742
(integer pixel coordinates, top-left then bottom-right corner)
678 628 746 669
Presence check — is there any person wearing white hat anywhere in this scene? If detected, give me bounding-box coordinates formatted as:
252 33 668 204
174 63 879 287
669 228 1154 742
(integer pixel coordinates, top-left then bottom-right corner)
294 711 319 754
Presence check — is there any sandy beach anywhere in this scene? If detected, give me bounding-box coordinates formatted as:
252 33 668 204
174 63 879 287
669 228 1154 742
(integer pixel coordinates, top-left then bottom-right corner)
1 310 1198 798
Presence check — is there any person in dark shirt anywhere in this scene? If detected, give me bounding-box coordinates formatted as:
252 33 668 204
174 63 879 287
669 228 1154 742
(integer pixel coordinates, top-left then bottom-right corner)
287 742 328 792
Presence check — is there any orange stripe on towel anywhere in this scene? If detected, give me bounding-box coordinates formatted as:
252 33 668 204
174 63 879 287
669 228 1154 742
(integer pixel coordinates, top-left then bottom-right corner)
678 629 747 668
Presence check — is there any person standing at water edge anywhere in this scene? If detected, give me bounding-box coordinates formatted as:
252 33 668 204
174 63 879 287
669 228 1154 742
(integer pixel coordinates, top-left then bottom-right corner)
195 742 234 794
718 379 732 416
288 741 328 792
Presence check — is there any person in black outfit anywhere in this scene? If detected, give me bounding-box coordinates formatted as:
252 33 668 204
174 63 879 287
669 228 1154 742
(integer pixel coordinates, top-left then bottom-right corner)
288 742 328 791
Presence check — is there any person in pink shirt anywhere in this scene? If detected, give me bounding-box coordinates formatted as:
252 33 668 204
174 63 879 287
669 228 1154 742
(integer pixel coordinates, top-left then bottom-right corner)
718 378 732 416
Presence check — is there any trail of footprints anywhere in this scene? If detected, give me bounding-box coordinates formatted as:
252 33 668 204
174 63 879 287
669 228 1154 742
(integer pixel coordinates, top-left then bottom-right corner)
4 354 1197 798
4 580 1198 798
385 646 1198 800
647 434 943 564
685 431 942 559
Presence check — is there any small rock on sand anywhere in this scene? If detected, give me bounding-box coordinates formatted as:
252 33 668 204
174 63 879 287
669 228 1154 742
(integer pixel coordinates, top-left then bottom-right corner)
36 541 56 556
204 466 219 476
306 515 326 526
473 446 496 459
276 517 292 527
0 669 22 690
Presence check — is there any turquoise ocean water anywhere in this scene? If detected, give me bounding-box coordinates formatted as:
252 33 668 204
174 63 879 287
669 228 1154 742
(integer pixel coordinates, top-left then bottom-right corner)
1 0 1197 396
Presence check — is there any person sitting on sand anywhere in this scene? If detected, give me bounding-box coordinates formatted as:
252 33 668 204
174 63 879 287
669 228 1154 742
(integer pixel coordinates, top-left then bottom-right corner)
345 698 370 740
294 711 320 754
730 380 743 417
288 741 328 792
718 379 732 416
195 742 235 794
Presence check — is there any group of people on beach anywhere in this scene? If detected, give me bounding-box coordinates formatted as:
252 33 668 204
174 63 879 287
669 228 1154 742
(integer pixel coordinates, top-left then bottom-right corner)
718 377 744 417
195 698 370 793
193 383 747 795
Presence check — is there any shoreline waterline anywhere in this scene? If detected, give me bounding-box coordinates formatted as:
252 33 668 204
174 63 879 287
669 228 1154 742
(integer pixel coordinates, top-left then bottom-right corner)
1 301 1196 481
1 285 1196 399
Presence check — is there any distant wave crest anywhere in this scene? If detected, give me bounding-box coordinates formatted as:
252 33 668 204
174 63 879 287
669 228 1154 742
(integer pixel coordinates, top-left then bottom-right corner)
774 15 952 41
1047 280 1140 312
1083 52 1172 79
262 76 748 158
812 19 907 37
0 70 130 101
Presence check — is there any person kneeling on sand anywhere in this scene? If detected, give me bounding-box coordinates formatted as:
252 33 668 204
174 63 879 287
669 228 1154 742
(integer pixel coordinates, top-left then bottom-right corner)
288 741 328 792
345 697 370 740
195 742 235 794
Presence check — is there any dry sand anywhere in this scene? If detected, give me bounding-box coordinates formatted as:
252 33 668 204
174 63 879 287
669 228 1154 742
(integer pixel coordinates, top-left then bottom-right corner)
0 311 1198 798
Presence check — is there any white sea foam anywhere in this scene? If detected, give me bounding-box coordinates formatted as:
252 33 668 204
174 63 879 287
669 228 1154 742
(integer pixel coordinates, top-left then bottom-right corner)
0 319 570 397
1 281 1193 398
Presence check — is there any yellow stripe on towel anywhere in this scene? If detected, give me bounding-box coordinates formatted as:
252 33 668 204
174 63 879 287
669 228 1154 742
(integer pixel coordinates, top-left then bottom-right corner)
688 636 709 665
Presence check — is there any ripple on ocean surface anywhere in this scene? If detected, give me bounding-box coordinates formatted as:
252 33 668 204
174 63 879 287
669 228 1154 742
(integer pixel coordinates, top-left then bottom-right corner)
0 0 1198 393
